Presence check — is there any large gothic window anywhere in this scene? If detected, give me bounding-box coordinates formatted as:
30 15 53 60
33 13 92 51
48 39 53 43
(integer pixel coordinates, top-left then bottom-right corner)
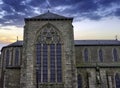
84 48 88 62
36 24 62 83
78 74 82 88
6 50 10 66
15 48 19 66
115 73 120 88
113 48 118 62
98 49 103 62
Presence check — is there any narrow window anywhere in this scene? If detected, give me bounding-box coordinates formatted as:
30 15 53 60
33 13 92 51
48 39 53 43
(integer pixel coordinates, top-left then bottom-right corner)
78 74 82 88
6 50 9 66
15 48 19 66
113 48 118 62
84 48 88 62
115 73 120 88
43 44 48 82
56 44 62 82
99 49 103 62
50 44 55 82
36 44 41 83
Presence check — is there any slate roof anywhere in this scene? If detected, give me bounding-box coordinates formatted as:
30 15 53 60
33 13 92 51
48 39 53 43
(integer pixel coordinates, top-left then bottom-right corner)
2 40 120 51
6 41 23 47
25 11 73 20
1 41 23 51
74 40 120 46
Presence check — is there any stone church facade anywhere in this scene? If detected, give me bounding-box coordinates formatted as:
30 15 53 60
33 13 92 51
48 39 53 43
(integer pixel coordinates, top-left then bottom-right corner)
0 12 120 88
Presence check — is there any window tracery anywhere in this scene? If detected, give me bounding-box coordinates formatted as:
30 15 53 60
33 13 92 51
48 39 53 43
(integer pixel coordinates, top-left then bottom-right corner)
37 25 62 44
36 24 62 84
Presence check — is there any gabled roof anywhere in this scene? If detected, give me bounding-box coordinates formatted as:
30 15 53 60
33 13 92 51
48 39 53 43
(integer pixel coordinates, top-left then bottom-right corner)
74 40 120 46
25 11 73 20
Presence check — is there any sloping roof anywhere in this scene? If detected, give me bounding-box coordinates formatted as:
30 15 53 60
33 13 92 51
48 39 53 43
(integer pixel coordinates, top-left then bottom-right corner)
2 40 120 51
1 41 23 51
25 11 73 20
74 40 120 45
6 41 23 47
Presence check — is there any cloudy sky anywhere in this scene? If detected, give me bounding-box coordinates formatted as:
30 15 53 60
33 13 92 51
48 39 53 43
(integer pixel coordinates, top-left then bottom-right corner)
0 0 120 50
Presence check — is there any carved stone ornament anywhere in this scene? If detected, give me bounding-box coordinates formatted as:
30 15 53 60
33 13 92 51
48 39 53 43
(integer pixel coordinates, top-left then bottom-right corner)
37 24 62 44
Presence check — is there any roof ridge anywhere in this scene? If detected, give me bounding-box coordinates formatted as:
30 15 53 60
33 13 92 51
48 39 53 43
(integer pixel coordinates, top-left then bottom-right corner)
26 11 73 20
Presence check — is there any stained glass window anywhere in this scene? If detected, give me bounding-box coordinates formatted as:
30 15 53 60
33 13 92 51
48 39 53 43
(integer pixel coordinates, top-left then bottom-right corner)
36 24 62 83
113 48 118 62
115 73 120 88
36 44 41 82
84 48 88 62
50 44 55 82
43 44 48 82
15 48 19 66
99 49 103 62
56 44 62 82
6 50 9 66
78 74 82 88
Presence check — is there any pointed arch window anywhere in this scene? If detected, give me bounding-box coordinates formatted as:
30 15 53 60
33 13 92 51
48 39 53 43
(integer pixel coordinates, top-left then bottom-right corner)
15 48 19 66
6 50 10 66
113 48 118 62
84 48 88 62
78 74 82 88
115 73 120 88
99 49 103 62
36 24 62 83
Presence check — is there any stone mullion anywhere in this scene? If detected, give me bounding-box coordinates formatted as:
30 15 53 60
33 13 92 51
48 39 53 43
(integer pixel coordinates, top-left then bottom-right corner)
55 44 57 83
48 44 50 83
61 45 63 83
41 44 43 83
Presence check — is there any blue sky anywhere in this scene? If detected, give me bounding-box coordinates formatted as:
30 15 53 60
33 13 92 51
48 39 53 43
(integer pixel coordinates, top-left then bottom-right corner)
0 0 120 50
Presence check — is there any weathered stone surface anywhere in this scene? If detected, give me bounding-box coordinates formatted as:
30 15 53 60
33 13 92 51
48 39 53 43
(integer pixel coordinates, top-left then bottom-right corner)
1 12 120 88
4 69 20 88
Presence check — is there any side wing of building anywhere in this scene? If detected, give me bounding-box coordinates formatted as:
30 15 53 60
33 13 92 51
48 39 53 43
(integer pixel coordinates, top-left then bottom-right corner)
0 41 23 88
75 40 120 88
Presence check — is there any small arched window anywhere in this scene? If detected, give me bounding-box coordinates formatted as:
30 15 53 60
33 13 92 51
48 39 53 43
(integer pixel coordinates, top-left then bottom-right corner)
6 50 9 66
84 48 88 62
78 74 82 88
99 49 103 62
113 48 118 62
115 73 120 88
15 48 19 66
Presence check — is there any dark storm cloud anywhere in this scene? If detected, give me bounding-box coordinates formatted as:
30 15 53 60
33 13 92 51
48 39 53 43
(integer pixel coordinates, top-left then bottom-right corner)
98 0 120 7
0 0 120 27
28 0 45 7
114 8 120 17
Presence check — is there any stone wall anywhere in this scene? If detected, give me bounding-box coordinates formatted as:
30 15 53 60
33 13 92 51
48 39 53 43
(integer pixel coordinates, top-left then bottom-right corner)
0 54 1 78
0 54 1 87
75 45 120 88
4 69 20 88
75 45 120 65
21 20 77 88
77 67 120 88
0 46 22 88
